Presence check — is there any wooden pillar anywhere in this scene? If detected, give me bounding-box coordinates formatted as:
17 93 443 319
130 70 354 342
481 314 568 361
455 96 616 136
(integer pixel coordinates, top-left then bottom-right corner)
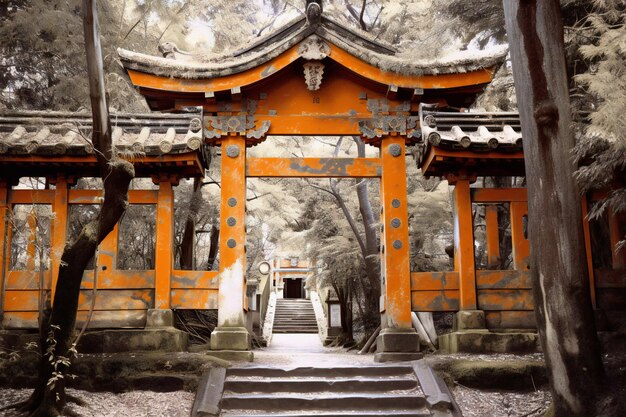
581 196 597 308
485 205 500 268
0 181 8 318
375 136 419 362
50 178 69 301
510 202 530 271
211 135 250 351
452 178 478 310
608 208 625 270
154 180 174 310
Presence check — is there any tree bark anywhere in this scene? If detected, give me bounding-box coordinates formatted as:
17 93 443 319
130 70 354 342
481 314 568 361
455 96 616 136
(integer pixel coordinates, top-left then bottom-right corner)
21 1 135 415
180 177 202 270
503 1 605 416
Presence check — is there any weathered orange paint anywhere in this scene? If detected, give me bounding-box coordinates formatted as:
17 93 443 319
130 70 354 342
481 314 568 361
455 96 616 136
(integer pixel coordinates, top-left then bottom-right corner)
26 213 37 272
171 270 219 289
154 181 174 309
75 289 154 311
97 224 118 281
9 190 54 205
581 196 597 308
485 205 500 268
510 202 529 271
81 270 155 290
51 179 68 301
410 271 459 291
246 157 382 178
411 290 460 312
476 270 532 289
68 189 158 205
2 310 148 330
171 289 218 309
471 188 528 203
217 136 247 326
5 270 52 290
477 289 534 311
380 137 412 329
453 179 477 310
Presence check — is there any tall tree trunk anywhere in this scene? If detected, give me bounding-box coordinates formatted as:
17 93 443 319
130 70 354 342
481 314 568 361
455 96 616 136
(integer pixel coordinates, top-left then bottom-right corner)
207 224 219 270
503 2 605 416
180 177 202 270
354 137 380 331
21 1 134 415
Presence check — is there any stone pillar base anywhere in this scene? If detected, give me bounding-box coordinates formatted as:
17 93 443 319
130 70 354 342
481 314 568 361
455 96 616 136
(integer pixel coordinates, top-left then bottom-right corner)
146 309 174 328
210 326 251 351
374 328 422 362
453 310 486 331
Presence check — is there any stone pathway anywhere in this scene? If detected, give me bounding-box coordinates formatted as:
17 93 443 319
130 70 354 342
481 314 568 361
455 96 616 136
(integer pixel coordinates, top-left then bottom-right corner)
214 334 459 417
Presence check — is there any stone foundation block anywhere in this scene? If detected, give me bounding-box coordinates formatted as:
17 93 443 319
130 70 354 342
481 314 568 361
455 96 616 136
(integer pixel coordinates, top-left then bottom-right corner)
146 309 174 328
210 326 251 351
438 331 540 354
453 310 486 330
376 328 420 353
78 328 188 353
374 352 423 362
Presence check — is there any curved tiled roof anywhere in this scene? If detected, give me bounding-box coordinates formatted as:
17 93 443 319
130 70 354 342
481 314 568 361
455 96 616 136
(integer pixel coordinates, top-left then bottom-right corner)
0 111 206 161
118 10 508 80
418 106 522 153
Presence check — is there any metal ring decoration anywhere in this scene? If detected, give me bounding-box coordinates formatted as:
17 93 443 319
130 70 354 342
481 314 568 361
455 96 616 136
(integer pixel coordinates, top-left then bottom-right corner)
393 240 403 249
228 197 237 207
227 239 237 248
392 199 401 208
391 218 401 228
388 143 402 157
227 217 237 227
226 144 240 158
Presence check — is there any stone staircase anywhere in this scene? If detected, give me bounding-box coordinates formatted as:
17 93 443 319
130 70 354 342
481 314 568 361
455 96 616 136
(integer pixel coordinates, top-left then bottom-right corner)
272 298 318 334
219 364 434 417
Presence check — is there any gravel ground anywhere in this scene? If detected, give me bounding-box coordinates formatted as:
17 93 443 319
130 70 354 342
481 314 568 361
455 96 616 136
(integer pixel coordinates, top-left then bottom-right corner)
452 385 551 417
0 389 194 417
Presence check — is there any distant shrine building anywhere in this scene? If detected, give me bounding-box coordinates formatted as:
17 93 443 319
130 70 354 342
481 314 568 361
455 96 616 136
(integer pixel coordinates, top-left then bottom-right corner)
0 1 623 356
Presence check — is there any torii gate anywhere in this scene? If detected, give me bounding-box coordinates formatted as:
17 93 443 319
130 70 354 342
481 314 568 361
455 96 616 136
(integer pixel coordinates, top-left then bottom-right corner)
119 1 505 360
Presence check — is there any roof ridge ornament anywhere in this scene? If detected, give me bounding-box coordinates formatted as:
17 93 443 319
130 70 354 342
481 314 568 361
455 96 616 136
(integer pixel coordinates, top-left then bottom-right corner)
297 35 330 60
306 0 322 26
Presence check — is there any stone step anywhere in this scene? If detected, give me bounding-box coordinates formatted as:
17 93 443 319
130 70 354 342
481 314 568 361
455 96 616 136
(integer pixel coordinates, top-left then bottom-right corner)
220 393 427 411
220 409 430 417
227 365 415 378
224 376 418 393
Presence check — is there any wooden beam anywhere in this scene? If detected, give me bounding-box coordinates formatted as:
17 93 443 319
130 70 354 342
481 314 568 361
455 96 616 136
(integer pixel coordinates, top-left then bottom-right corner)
154 181 174 309
380 136 413 329
510 202 530 271
245 157 382 178
608 208 625 270
581 196 597 308
453 179 478 310
471 188 528 203
69 189 158 205
217 136 247 328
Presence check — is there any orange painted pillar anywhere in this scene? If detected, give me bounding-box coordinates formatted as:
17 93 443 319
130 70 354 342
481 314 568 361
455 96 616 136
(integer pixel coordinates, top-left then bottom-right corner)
211 135 250 351
0 181 8 318
452 179 478 310
50 178 69 302
510 202 530 271
154 180 174 310
375 136 419 361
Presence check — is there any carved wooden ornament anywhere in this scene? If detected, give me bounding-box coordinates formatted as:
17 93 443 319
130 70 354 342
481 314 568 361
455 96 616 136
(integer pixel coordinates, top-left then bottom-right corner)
303 61 325 91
